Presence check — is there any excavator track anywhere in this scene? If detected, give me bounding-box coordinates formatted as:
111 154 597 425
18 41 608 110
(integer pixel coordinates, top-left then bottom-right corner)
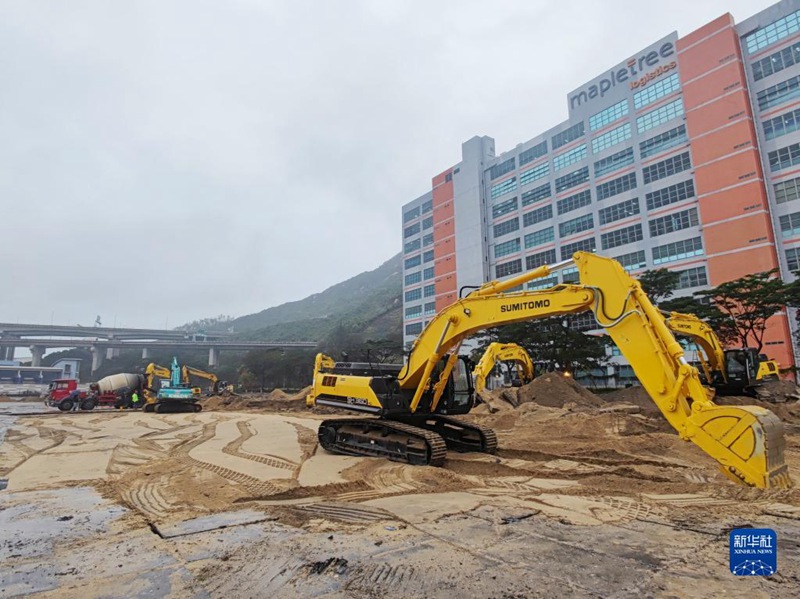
405 415 498 454
317 418 447 466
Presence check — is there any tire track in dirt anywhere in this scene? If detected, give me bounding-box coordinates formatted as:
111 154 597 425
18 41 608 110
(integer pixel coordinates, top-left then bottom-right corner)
222 421 298 472
292 502 394 523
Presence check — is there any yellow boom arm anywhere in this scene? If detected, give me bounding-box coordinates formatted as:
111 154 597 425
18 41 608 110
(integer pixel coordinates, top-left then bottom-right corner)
181 365 220 394
143 363 171 403
394 252 789 488
473 342 535 392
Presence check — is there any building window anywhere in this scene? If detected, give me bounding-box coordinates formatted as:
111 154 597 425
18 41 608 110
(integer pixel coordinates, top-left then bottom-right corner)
519 140 548 166
553 144 587 172
557 190 592 215
422 199 433 213
405 322 423 336
614 249 646 271
423 283 436 297
591 123 631 153
405 271 422 285
552 122 585 150
423 266 435 280
492 196 519 219
764 108 800 140
405 288 422 302
787 246 800 271
555 166 590 193
753 40 800 81
646 179 695 210
744 9 800 54
404 239 421 253
774 176 800 204
768 142 800 171
523 204 553 227
405 305 422 318
642 151 692 184
424 302 436 316
495 238 521 258
639 125 687 159
445 172 453 182
491 177 518 199
597 172 637 200
526 249 556 270
489 157 516 180
559 213 594 238
403 207 420 222
636 99 684 133
561 267 580 284
527 275 559 290
496 259 523 278
569 312 597 331
423 250 434 263
423 233 434 247
676 266 708 289
404 255 421 269
598 197 640 225
521 183 551 206
780 212 800 237
757 75 800 111
589 99 629 131
652 236 703 265
601 224 643 250
594 147 634 178
422 216 433 229
648 207 699 237
633 73 680 109
404 223 420 238
561 237 596 260
520 163 549 187
524 226 555 248
493 217 520 238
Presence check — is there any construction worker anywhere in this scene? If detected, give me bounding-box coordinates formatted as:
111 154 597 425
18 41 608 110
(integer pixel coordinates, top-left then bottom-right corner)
131 390 140 409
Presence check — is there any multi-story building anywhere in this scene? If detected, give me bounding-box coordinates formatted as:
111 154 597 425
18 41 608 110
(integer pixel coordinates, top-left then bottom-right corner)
401 0 800 381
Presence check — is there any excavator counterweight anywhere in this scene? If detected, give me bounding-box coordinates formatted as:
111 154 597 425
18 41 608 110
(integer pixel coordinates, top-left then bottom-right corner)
307 252 791 489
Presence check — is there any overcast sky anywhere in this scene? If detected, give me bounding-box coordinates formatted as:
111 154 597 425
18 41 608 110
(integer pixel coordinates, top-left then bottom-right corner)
0 0 775 329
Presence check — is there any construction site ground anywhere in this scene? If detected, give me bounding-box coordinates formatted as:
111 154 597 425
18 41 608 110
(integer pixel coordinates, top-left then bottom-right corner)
1 378 800 598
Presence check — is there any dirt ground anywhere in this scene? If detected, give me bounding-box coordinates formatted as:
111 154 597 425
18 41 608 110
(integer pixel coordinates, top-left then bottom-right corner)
2 381 800 597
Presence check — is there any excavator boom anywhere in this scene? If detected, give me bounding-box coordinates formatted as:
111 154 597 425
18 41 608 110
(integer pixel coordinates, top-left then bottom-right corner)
308 252 790 488
473 342 535 392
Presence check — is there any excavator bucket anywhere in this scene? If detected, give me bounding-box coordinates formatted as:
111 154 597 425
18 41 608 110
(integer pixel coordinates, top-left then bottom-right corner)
686 404 791 489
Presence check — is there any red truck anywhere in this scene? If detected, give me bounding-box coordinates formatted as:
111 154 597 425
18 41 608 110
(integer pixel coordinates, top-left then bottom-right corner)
45 377 139 411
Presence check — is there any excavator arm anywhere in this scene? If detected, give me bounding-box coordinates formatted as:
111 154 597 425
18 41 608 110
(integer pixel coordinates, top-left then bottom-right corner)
181 365 220 394
473 342 535 392
143 363 171 403
664 311 727 386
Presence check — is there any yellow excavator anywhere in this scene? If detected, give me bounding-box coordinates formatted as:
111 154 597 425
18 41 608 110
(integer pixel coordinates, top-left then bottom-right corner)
142 360 201 412
473 342 534 392
181 365 222 396
307 252 790 489
664 311 781 397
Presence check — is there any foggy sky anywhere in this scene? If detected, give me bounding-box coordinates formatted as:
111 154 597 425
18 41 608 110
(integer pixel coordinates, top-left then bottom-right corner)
0 0 774 330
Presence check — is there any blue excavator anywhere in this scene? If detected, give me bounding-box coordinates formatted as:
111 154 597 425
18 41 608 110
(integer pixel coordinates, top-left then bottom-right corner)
143 357 202 413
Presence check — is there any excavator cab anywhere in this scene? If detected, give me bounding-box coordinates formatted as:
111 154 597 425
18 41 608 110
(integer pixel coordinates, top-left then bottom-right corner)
435 356 474 415
720 348 761 396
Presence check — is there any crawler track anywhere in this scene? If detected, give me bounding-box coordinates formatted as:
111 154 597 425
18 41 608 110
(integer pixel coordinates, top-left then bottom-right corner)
403 415 498 454
317 418 447 466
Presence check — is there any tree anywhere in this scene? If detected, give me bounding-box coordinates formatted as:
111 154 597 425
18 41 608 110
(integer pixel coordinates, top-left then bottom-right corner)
695 269 787 353
637 268 681 305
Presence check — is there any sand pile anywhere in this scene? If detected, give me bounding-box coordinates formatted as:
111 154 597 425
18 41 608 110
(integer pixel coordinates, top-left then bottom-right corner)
600 386 662 416
203 387 311 412
0 395 16 403
512 373 604 409
756 378 800 402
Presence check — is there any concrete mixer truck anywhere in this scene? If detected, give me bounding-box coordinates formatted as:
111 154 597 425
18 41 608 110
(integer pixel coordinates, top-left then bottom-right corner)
46 373 145 411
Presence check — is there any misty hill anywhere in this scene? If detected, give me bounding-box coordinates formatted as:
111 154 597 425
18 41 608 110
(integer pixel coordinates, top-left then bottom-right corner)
227 253 403 343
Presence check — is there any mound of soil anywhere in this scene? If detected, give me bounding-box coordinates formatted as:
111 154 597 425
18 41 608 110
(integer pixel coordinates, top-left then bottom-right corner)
756 378 800 402
600 386 662 416
513 373 603 409
202 386 340 414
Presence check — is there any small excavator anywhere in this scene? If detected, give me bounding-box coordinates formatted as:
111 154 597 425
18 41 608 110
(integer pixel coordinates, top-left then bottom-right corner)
307 252 791 489
143 358 202 413
473 342 534 392
664 312 781 397
181 365 222 396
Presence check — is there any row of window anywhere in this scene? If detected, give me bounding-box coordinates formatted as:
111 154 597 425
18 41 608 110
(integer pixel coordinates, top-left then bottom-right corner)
559 213 594 238
556 189 592 215
520 162 549 187
601 223 642 250
519 140 548 166
788 246 800 271
489 157 515 181
753 40 800 82
744 9 800 55
403 250 434 269
768 141 800 171
637 98 684 133
642 151 691 184
594 147 634 177
490 176 517 199
757 75 800 111
402 199 433 223
649 207 698 237
552 122 585 150
780 211 800 237
555 166 590 193
775 175 800 204
592 122 631 154
404 301 437 319
525 226 555 248
633 73 680 110
764 107 800 140
492 196 518 219
495 238 521 258
493 217 520 238
402 266 435 285
646 178 695 210
599 197 640 225
597 172 637 200
640 124 687 158
404 284 436 303
522 183 551 206
590 99 628 131
553 144 587 171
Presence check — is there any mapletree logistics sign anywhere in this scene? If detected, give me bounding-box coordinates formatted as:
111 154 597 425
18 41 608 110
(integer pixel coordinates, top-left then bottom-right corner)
568 34 678 113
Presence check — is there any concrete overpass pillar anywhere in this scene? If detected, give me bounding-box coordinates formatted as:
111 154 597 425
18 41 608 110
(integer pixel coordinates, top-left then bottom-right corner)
105 347 120 360
208 347 219 368
5 346 14 361
30 345 45 367
142 347 151 360
91 347 104 373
